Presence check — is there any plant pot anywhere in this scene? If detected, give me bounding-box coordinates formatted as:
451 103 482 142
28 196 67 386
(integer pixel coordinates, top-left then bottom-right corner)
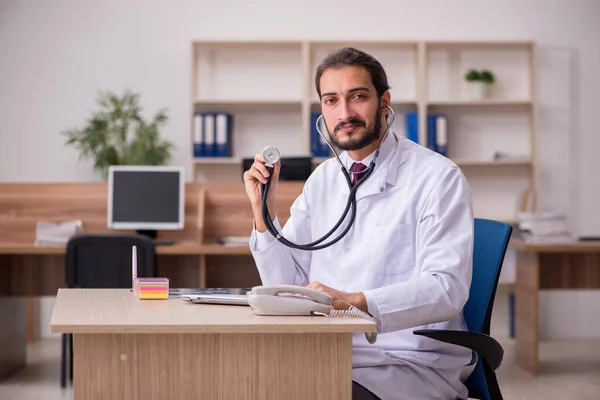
466 82 491 100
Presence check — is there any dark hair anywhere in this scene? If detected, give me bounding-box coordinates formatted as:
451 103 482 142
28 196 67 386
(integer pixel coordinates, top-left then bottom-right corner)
315 47 390 99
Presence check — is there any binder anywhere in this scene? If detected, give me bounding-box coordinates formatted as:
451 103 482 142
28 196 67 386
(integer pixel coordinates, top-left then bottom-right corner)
192 113 204 158
203 114 215 157
405 112 449 157
310 112 331 157
435 115 448 157
405 112 420 145
426 114 437 152
215 112 233 157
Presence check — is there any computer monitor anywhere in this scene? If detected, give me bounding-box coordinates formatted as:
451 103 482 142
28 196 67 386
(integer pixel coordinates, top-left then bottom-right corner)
242 157 313 181
107 165 185 239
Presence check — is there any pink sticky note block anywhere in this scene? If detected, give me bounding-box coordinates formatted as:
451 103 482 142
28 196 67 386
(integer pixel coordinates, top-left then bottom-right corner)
134 278 169 300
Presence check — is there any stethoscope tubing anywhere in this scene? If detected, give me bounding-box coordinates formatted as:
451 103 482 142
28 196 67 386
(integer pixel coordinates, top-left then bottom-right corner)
261 106 395 251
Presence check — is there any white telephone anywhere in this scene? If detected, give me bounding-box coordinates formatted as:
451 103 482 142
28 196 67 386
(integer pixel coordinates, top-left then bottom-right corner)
246 284 377 344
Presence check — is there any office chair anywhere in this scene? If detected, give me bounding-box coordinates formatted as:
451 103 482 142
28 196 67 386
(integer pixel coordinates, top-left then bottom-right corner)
414 218 512 400
60 233 156 388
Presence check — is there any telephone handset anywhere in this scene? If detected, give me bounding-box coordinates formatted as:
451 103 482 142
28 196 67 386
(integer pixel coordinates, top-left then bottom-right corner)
246 284 377 344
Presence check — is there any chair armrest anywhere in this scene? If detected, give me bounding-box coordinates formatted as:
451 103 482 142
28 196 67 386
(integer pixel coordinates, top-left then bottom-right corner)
413 329 503 371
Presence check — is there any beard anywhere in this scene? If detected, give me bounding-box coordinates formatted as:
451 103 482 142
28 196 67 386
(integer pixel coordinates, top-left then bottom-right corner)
327 105 383 151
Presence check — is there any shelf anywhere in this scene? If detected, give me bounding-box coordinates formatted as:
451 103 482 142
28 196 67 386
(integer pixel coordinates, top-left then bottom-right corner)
428 99 532 107
194 157 241 165
309 42 418 103
193 42 303 102
195 99 302 106
425 40 534 49
189 39 539 220
453 158 532 167
310 99 417 106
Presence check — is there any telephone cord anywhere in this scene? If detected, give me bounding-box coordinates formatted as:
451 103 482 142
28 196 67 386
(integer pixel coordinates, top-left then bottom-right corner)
313 305 378 344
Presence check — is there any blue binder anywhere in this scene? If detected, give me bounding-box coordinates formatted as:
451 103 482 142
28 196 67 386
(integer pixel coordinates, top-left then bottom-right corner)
215 112 233 157
310 112 330 157
405 112 448 157
192 112 205 158
203 113 216 157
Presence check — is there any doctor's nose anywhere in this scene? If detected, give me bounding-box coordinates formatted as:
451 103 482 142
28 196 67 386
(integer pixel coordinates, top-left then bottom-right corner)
337 102 358 122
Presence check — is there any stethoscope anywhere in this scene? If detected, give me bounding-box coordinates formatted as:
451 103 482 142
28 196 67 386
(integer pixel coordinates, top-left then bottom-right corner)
260 106 396 251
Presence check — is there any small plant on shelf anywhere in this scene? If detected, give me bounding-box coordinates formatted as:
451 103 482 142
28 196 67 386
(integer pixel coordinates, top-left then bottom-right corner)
62 90 174 179
464 69 495 100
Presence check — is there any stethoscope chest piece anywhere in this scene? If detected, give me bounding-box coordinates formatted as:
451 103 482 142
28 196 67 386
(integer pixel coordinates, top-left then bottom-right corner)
262 146 280 168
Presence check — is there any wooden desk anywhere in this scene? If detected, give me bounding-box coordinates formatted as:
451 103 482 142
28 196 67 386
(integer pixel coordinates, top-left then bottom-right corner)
0 181 304 344
513 238 600 375
50 288 375 400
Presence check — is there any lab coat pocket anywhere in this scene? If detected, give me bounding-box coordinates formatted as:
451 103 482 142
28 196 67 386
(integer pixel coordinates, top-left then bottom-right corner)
371 222 414 275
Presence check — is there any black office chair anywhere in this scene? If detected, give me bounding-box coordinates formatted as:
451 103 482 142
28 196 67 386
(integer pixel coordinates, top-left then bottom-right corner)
60 233 156 388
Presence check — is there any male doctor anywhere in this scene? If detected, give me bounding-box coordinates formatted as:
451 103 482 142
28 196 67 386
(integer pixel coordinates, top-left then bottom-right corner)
243 47 476 400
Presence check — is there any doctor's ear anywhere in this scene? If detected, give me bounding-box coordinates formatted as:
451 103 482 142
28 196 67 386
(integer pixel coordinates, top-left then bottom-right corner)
380 91 391 110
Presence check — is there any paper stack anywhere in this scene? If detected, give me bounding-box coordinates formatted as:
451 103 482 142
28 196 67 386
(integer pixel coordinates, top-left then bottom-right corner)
517 212 574 244
217 235 251 246
34 220 83 246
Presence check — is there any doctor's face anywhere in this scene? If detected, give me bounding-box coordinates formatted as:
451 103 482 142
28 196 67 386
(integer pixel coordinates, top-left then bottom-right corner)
319 66 389 151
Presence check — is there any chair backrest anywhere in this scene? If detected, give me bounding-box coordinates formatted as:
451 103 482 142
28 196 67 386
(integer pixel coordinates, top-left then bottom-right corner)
464 218 512 400
65 233 156 289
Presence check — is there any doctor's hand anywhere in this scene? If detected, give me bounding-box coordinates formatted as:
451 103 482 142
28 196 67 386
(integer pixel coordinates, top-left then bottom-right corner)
243 153 280 232
307 281 370 315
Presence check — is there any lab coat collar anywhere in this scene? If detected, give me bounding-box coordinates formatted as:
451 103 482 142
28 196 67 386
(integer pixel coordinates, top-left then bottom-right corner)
335 130 401 200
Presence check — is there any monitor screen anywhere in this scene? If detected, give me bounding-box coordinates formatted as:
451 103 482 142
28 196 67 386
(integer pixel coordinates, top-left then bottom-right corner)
107 166 185 231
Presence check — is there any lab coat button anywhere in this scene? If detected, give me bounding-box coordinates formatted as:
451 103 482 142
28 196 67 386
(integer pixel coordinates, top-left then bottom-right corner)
380 187 384 192
336 183 339 188
344 248 349 252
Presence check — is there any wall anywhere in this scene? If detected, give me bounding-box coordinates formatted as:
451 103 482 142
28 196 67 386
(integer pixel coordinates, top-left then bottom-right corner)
1 0 599 339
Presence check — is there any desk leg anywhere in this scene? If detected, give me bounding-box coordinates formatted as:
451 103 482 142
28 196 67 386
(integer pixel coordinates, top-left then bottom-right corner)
74 332 353 400
515 250 539 375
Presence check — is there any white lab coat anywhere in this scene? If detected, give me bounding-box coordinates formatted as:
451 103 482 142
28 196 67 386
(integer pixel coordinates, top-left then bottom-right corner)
249 131 476 400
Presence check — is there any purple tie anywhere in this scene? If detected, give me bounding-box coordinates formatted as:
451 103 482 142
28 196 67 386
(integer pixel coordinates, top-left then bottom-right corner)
350 162 368 186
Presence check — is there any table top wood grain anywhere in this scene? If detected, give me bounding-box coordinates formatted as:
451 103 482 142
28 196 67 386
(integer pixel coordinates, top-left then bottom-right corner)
50 288 376 334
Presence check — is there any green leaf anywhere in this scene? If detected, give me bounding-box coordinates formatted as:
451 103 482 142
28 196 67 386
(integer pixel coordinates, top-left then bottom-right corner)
480 70 495 83
61 89 172 179
464 69 481 82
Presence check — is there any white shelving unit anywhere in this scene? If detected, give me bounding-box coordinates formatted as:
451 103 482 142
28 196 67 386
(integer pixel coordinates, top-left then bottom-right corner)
189 40 538 222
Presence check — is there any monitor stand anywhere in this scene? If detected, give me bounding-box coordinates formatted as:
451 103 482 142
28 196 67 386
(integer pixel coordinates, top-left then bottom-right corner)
136 230 174 246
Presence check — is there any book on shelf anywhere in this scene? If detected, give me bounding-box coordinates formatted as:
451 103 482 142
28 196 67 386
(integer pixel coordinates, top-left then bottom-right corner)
310 112 332 157
406 112 448 157
192 112 233 158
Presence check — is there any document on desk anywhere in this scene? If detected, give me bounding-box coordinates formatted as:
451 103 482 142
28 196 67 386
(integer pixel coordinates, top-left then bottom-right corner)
34 220 83 246
217 236 251 246
181 294 249 306
171 288 250 305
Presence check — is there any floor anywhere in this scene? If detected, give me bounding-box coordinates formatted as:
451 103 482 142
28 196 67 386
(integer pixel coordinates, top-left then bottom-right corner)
1 288 600 399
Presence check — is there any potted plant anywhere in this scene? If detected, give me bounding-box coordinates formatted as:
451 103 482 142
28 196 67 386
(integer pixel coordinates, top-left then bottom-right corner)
63 90 174 179
464 69 495 100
